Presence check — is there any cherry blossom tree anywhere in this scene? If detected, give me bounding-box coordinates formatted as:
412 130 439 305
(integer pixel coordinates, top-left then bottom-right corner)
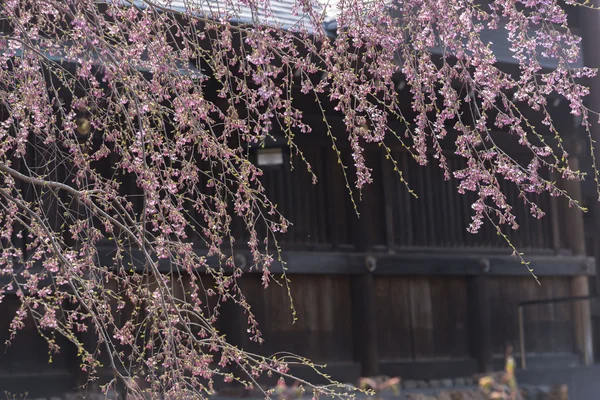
0 0 597 396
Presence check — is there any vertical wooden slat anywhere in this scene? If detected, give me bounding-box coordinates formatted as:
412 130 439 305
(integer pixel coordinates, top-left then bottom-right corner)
494 277 526 353
271 166 285 245
219 279 247 352
328 149 344 248
446 161 462 247
413 164 426 246
542 189 554 249
435 167 447 248
529 278 555 353
381 151 396 251
300 161 312 246
290 161 304 245
306 154 319 245
409 277 434 359
359 149 385 247
374 276 413 360
261 168 281 245
236 276 266 356
551 277 575 352
460 166 474 247
430 277 469 358
467 274 492 372
351 272 379 375
283 155 297 245
422 165 436 246
448 156 463 248
534 192 546 249
437 169 451 247
400 151 414 246
315 149 329 246
549 170 562 252
524 190 536 250
452 157 470 246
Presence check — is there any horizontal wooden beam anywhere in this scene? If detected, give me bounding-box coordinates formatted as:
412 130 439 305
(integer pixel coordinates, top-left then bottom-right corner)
375 253 596 276
0 370 76 398
94 246 596 277
5 247 592 283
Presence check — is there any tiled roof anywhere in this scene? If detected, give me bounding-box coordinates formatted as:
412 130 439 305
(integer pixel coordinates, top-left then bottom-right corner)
142 0 581 69
141 0 339 32
4 1 580 70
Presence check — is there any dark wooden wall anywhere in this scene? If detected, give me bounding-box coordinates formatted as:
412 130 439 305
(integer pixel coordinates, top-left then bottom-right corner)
375 276 469 361
230 274 576 365
0 63 589 392
0 296 76 395
241 275 354 362
254 140 562 254
0 273 582 396
0 297 72 373
489 277 574 354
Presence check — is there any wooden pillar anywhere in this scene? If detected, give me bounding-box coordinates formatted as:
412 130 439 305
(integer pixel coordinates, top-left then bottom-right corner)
560 152 594 365
350 151 380 376
467 260 492 373
351 269 379 377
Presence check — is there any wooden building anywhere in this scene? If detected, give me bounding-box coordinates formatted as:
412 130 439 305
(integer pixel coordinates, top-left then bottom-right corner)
0 0 599 395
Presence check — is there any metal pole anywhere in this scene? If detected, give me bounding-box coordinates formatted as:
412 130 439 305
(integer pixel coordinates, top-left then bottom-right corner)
518 305 526 370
